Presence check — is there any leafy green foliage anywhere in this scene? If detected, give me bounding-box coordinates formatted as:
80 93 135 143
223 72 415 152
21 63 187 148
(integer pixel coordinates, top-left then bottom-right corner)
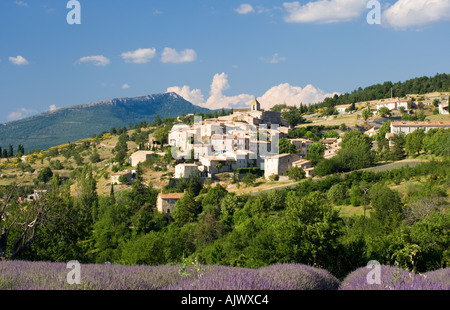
287 166 305 181
405 129 425 156
278 138 297 154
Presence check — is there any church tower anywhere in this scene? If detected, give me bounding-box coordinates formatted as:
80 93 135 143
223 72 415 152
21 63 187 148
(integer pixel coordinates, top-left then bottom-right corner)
251 99 261 111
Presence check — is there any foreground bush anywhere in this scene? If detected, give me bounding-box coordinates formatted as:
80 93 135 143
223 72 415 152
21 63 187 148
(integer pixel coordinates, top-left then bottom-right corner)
0 261 338 290
340 265 450 290
164 264 340 290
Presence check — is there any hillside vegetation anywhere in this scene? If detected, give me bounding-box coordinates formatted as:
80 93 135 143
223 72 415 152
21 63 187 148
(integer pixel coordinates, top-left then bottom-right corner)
0 92 210 151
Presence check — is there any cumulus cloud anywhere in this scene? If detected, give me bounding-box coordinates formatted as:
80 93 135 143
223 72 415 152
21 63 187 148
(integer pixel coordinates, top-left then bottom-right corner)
235 4 255 14
260 53 286 64
78 55 110 66
9 55 29 65
383 0 450 29
167 73 254 110
167 73 337 111
166 85 205 106
283 0 366 23
121 83 131 89
205 73 255 109
121 48 156 63
258 83 338 109
161 48 197 64
8 108 36 121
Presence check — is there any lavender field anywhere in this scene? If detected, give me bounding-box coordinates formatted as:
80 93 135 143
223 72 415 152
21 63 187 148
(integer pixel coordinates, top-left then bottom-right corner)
0 260 448 290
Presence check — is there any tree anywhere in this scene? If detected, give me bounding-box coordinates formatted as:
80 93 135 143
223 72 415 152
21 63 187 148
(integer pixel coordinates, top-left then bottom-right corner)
278 138 297 154
377 107 391 118
8 144 14 157
338 130 374 171
399 106 406 114
327 183 347 204
17 144 25 156
242 172 256 187
202 184 228 208
0 184 60 260
339 123 347 132
369 184 403 230
74 165 99 228
37 167 53 183
390 132 406 160
362 108 373 122
288 166 305 181
152 127 169 146
306 142 325 165
89 151 101 163
405 129 425 156
128 164 157 211
281 108 305 127
172 189 201 226
423 128 450 156
220 193 240 227
350 184 362 206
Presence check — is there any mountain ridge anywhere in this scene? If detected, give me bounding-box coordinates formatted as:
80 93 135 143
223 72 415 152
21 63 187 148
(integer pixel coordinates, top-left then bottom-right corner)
0 92 210 151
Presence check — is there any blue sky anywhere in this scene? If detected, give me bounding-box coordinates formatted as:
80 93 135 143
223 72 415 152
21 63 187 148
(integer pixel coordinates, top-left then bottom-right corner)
1 0 449 122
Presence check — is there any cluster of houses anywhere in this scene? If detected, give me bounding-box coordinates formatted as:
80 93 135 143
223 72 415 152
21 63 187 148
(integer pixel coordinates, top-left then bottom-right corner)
165 99 338 181
109 97 450 215
335 96 449 116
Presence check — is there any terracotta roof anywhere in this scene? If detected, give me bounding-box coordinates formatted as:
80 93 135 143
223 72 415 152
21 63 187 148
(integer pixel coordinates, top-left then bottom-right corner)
322 138 338 144
289 138 313 143
266 153 299 159
293 159 311 165
158 193 184 199
199 156 227 161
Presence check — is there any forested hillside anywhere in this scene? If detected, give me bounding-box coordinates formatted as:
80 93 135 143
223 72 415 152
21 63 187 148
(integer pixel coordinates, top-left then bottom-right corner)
0 92 210 151
315 73 450 108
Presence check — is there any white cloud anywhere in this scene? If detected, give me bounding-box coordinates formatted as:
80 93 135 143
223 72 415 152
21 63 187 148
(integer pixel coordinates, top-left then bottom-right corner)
166 85 205 107
78 55 110 66
258 83 339 109
235 4 255 14
260 53 286 64
9 55 29 65
205 73 255 109
122 83 131 89
13 1 28 7
167 73 254 110
8 108 36 121
121 48 156 64
283 0 366 23
161 48 197 64
49 105 57 112
383 0 450 29
168 73 338 111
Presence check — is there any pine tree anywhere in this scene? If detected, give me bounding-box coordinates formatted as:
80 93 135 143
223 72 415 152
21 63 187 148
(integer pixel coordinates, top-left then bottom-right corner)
8 144 13 157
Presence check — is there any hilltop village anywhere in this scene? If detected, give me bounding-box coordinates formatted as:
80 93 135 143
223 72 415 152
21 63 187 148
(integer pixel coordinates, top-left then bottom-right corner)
115 96 450 214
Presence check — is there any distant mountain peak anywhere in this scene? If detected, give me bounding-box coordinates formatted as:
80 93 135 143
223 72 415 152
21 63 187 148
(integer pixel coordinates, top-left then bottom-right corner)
0 92 210 150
